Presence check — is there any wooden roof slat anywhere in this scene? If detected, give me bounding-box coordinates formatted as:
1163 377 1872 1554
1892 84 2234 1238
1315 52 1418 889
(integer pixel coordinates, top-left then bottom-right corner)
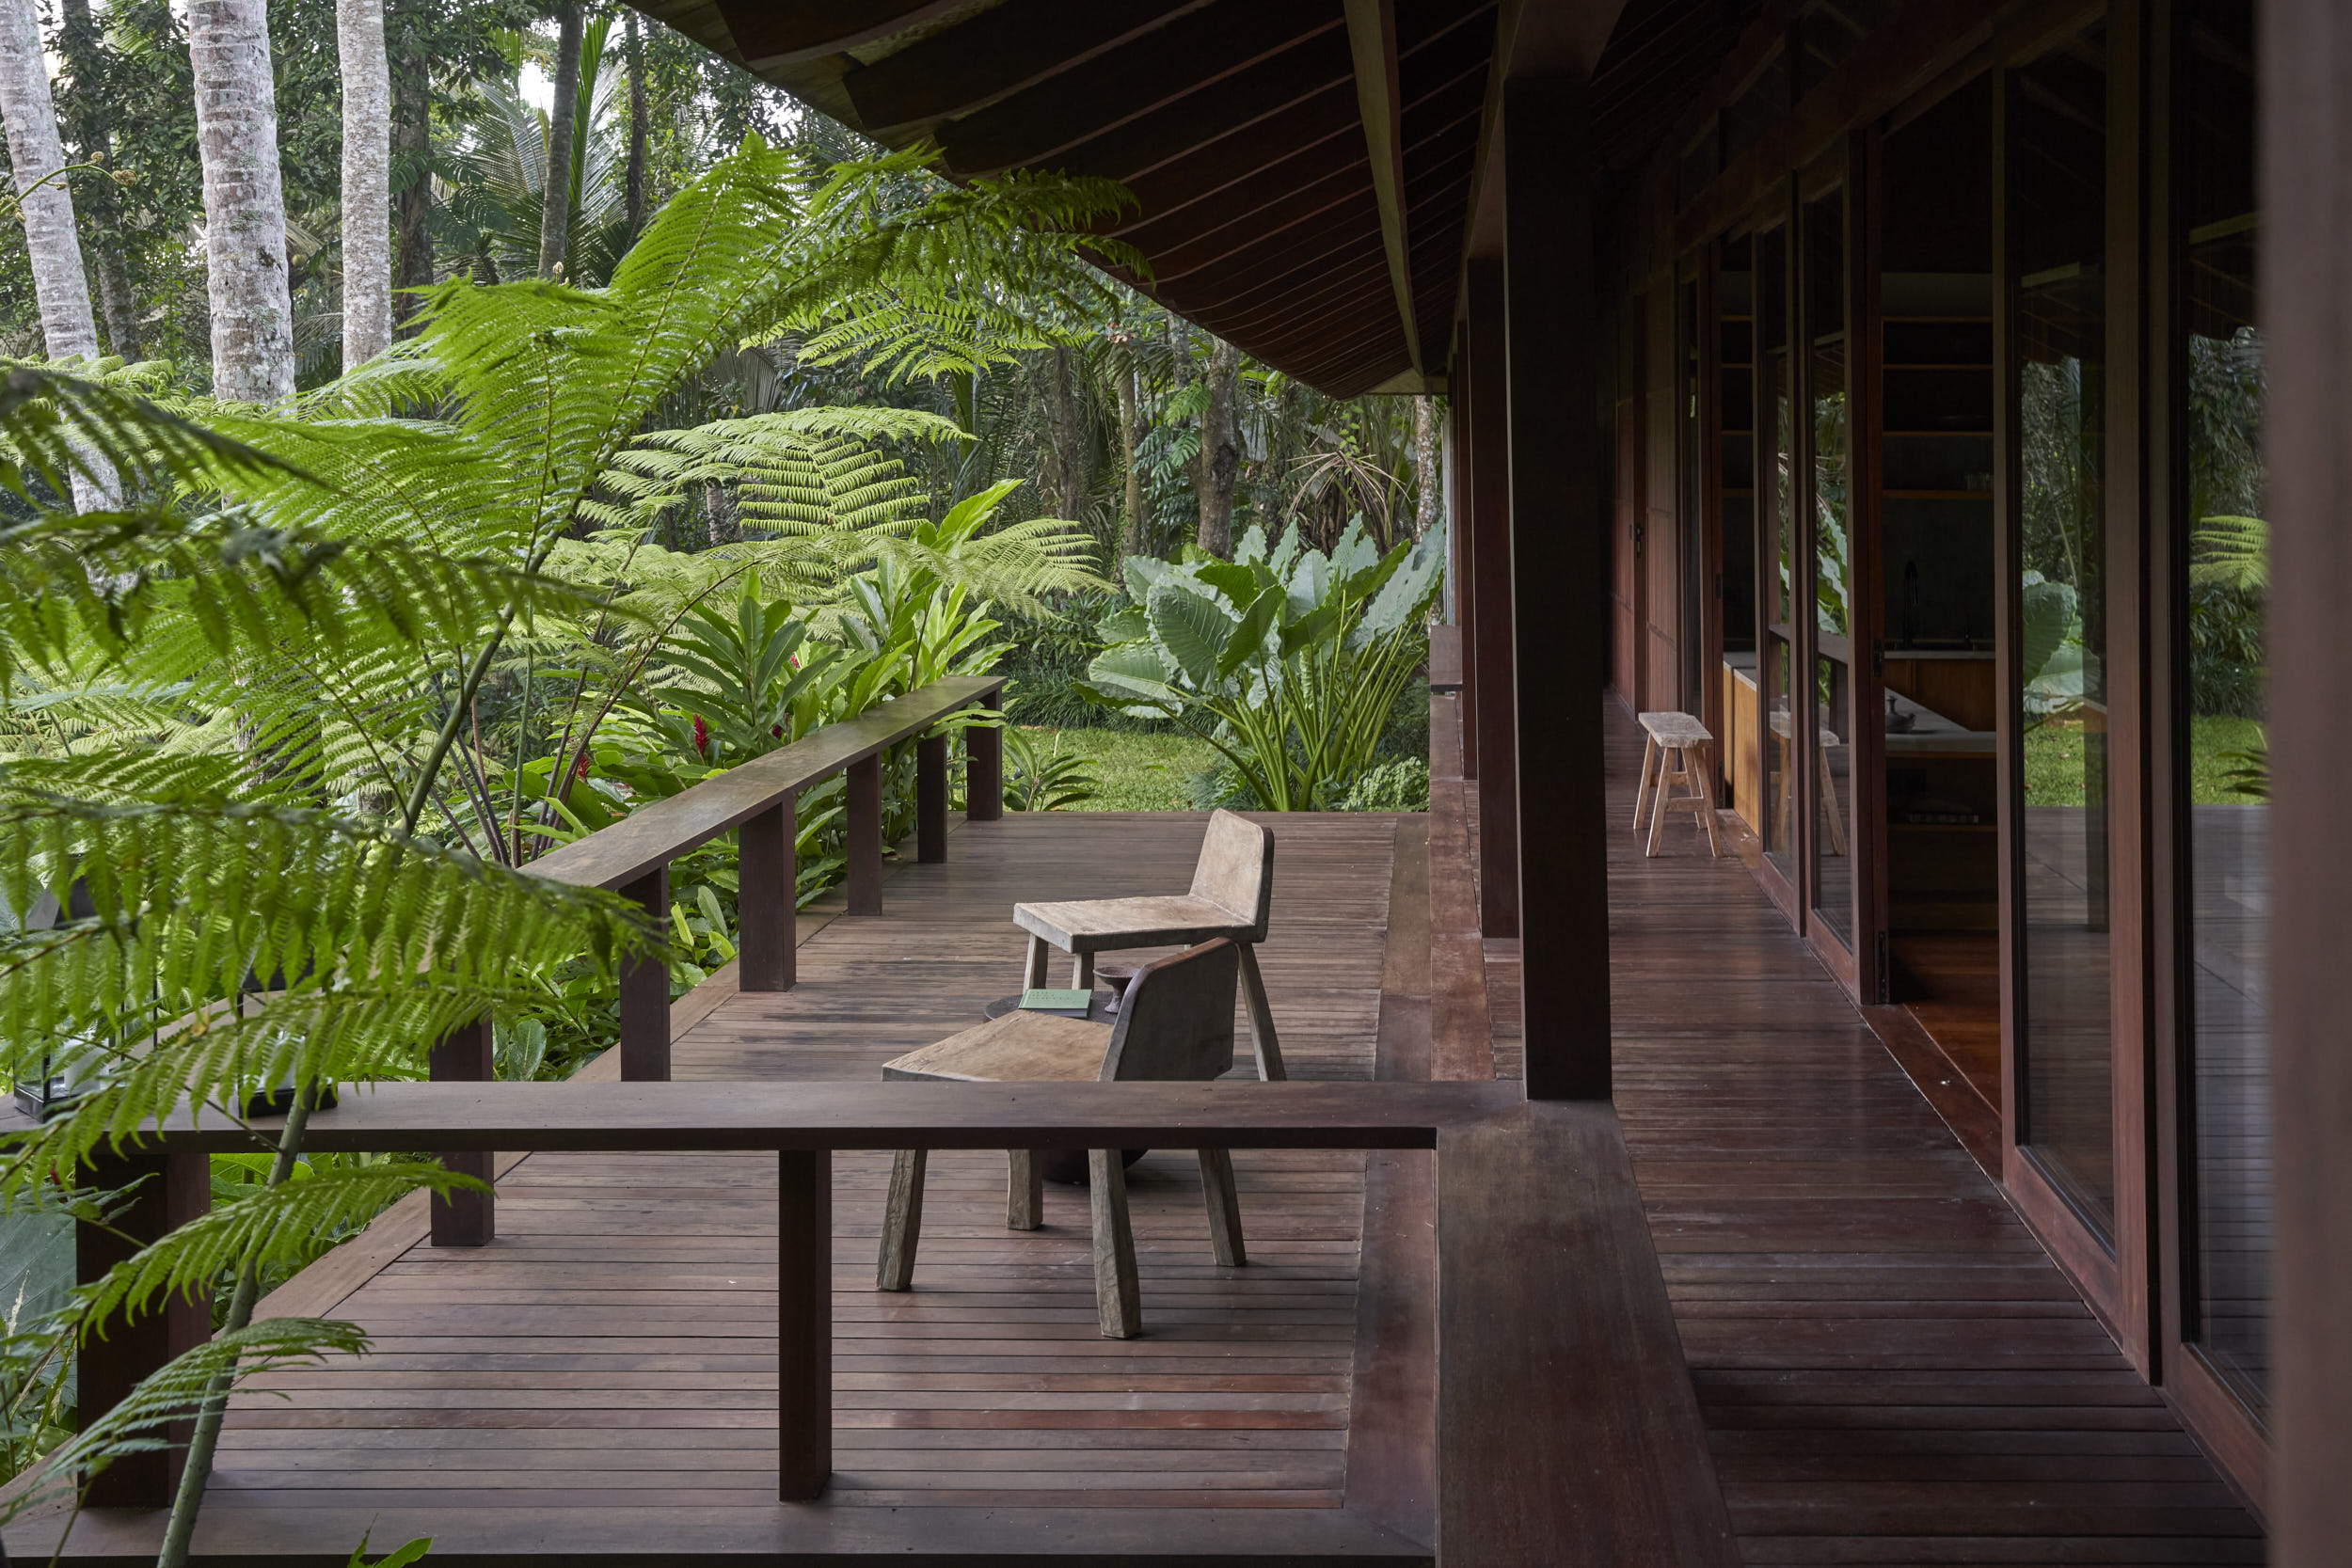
840 0 1216 134
1343 0 1423 375
724 0 968 71
936 5 1348 176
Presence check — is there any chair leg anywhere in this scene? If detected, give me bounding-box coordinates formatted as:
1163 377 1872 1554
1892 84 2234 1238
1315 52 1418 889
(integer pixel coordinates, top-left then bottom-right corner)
876 1148 926 1291
1006 1149 1042 1230
1071 950 1095 990
1235 945 1285 1081
1088 1149 1142 1338
1198 1148 1246 1267
1025 933 1052 990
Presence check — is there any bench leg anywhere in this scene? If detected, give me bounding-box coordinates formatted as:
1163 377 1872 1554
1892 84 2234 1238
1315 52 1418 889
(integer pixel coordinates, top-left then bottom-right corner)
1071 950 1096 990
1236 944 1285 1081
1632 733 1658 831
1006 1150 1042 1230
876 1148 926 1291
1198 1149 1246 1267
1024 933 1052 990
1088 1149 1143 1338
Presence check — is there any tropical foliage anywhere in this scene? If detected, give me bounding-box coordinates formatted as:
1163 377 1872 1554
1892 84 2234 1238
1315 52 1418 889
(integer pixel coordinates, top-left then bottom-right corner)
1078 519 1445 811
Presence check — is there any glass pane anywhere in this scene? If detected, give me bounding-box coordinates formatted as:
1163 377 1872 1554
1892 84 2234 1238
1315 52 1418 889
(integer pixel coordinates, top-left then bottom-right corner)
1721 235 1756 655
1807 190 1853 942
2012 25 2114 1233
2181 0 2267 1409
1757 224 1797 881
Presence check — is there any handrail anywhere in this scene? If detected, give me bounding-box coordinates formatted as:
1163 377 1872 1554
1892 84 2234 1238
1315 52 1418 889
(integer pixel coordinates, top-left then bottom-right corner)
421 672 1006 1247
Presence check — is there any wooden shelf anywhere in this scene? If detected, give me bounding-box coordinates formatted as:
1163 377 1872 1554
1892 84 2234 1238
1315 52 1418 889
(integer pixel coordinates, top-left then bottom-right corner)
1885 489 1992 499
1884 429 1992 437
1885 362 1994 371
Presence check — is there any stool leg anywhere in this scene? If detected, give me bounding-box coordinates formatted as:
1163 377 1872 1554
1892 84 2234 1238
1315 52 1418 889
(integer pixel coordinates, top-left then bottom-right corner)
1645 745 1674 858
1819 733 1850 855
876 1149 926 1291
1632 734 1658 831
1006 1150 1042 1230
1071 950 1096 990
1198 1149 1246 1267
1695 741 1724 858
1088 1150 1142 1338
1025 933 1052 990
1236 945 1285 1081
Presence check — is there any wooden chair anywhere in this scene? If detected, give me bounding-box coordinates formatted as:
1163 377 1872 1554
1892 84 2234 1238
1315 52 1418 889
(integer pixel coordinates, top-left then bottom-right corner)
874 940 1248 1338
1011 808 1284 1081
1633 711 1724 858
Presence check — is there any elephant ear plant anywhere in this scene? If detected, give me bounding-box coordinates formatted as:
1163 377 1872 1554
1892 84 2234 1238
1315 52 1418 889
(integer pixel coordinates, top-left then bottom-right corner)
1078 518 1445 811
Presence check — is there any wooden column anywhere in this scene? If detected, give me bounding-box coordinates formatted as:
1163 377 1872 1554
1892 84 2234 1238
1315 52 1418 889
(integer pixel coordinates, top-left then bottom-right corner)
738 797 797 993
916 734 948 863
966 692 1003 821
2265 0 2352 1555
618 864 670 1081
1502 73 1611 1100
428 1016 495 1245
1465 259 1520 938
78 1147 209 1507
777 1148 832 1500
846 754 883 916
1451 325 1480 781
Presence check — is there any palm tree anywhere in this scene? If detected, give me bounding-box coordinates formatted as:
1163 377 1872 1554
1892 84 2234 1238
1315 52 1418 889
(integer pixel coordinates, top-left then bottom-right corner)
188 0 295 401
0 0 115 510
338 0 392 367
537 0 581 278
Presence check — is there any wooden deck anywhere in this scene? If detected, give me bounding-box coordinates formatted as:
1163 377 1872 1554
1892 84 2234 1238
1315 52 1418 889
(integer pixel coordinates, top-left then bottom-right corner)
1436 693 2266 1564
17 813 1435 1564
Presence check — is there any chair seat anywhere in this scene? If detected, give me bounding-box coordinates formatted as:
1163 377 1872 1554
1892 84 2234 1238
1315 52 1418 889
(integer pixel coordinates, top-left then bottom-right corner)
1014 895 1255 954
881 1010 1113 1084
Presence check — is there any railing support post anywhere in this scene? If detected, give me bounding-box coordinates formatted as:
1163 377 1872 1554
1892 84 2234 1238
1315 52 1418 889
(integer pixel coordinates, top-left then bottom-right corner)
619 864 670 1081
739 796 797 992
78 1145 209 1507
916 735 948 864
846 754 882 916
429 1016 495 1245
966 691 1002 823
778 1148 832 1500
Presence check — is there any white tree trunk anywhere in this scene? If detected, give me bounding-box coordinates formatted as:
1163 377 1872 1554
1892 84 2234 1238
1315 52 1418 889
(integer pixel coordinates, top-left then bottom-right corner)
1413 395 1439 540
189 0 294 403
337 0 389 370
0 0 115 509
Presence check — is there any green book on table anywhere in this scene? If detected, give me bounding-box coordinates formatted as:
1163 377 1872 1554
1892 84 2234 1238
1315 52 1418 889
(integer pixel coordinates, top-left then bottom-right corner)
1019 988 1093 1017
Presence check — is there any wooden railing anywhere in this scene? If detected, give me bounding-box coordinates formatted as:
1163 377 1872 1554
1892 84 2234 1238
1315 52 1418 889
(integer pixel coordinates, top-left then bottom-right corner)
421 674 1005 1246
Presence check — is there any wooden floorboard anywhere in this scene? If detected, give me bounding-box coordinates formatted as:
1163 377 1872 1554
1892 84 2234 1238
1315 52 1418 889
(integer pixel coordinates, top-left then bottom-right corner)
1476 700 2265 1566
9 814 1430 1563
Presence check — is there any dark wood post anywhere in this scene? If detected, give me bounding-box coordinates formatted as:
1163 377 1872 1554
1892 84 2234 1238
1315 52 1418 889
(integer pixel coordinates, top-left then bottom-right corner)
429 1016 495 1245
2266 0 2352 1554
845 754 883 916
78 1146 209 1507
777 1148 832 1500
916 734 948 863
1451 337 1480 781
1502 73 1610 1101
739 797 797 993
1465 259 1520 938
618 864 670 1081
965 689 1003 822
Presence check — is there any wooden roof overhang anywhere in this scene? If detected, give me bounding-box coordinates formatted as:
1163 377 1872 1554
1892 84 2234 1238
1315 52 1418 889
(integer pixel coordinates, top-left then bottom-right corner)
633 0 1759 395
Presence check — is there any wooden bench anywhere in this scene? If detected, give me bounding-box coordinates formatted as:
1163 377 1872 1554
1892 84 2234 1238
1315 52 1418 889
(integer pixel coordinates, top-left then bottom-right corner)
1632 711 1723 858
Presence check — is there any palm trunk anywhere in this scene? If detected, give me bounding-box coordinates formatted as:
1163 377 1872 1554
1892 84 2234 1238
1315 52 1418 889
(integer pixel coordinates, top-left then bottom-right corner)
0 0 115 509
189 0 295 403
1118 354 1143 559
389 3 431 328
1413 394 1439 540
537 1 582 280
55 0 140 360
1037 343 1086 520
624 10 646 234
1196 336 1241 559
338 0 391 369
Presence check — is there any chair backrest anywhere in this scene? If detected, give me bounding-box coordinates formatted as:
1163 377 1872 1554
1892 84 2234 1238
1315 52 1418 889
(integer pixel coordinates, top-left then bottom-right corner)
1188 809 1274 942
1099 939 1240 1084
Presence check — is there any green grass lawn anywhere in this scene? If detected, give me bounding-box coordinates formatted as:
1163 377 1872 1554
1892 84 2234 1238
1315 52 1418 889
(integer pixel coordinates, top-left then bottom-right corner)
1011 725 1222 812
2025 713 2265 807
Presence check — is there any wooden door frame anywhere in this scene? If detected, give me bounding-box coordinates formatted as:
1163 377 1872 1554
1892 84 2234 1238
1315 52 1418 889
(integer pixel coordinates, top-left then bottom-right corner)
1752 187 1804 929
1694 248 1729 802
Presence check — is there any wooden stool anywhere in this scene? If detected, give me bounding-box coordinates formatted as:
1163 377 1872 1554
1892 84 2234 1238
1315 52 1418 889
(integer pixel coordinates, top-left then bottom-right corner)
1634 711 1723 859
1766 712 1851 857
